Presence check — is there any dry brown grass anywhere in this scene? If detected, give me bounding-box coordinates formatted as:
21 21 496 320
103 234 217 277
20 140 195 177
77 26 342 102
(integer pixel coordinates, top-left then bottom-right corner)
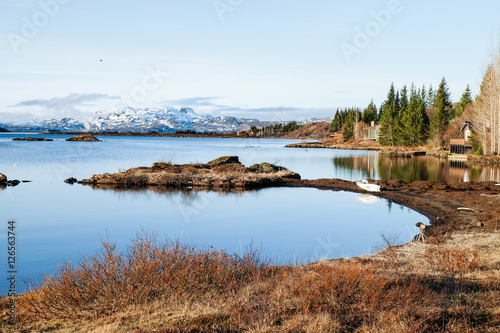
1 231 499 332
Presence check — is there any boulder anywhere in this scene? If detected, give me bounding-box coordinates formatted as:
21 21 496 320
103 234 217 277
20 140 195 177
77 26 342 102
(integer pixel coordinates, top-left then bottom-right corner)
7 180 20 187
0 173 6 185
207 156 241 166
249 162 284 173
64 177 78 184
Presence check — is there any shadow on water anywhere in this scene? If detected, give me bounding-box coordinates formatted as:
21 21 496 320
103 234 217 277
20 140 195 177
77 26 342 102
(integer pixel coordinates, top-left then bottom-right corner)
333 154 500 183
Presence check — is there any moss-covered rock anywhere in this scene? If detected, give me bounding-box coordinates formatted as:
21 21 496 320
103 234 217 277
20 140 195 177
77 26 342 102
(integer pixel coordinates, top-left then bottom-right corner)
249 162 285 173
66 135 101 142
207 156 241 166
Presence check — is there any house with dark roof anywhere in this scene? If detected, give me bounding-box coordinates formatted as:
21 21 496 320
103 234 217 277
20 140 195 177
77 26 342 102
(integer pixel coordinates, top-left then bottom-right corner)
450 121 473 154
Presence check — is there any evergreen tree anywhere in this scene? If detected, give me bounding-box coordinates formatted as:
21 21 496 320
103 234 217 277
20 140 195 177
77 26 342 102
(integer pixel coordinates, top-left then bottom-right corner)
362 99 378 124
282 121 299 133
427 84 436 107
420 84 428 110
401 85 430 145
400 85 409 113
433 77 452 108
378 83 398 146
329 109 342 131
418 87 430 143
455 84 473 118
343 113 355 141
430 77 452 147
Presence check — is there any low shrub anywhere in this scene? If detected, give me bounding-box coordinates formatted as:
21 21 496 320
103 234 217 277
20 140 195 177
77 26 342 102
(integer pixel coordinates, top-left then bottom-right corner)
424 246 489 274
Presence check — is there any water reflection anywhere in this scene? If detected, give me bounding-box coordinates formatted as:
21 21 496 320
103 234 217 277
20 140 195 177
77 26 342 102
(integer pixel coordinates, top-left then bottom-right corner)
356 194 381 204
333 154 500 183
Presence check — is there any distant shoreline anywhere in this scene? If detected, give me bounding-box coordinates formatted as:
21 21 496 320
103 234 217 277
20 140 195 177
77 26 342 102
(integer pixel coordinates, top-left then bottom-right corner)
50 131 250 138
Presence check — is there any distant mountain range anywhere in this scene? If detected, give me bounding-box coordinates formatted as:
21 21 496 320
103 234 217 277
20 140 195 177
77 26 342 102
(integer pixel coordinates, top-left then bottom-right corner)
0 126 9 132
0 107 332 133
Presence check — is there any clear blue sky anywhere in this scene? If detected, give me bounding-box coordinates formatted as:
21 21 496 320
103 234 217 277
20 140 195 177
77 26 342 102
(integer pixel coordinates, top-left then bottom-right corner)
1 0 499 123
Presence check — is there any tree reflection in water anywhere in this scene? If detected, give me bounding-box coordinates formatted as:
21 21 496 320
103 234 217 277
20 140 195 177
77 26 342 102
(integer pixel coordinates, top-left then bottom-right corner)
332 154 500 183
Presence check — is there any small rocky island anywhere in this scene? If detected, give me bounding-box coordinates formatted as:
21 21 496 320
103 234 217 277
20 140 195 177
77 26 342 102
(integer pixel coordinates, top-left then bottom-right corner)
13 136 53 141
80 156 300 191
66 135 101 142
0 173 27 188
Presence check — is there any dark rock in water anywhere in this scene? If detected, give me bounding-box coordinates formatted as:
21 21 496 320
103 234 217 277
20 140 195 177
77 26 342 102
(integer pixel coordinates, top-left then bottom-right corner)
64 177 78 184
207 156 241 166
66 135 101 142
13 136 53 141
7 180 20 187
22 180 32 183
0 173 6 185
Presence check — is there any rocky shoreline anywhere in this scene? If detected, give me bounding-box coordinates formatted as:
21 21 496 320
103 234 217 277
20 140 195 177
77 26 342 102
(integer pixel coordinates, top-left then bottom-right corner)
65 156 500 236
286 141 500 165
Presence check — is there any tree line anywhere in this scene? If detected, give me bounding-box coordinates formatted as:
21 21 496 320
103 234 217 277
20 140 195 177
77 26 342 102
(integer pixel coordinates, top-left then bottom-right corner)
331 78 475 147
249 121 300 137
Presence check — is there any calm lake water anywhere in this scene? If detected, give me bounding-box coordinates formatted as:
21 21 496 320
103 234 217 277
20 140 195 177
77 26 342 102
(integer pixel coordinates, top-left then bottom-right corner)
1 133 499 295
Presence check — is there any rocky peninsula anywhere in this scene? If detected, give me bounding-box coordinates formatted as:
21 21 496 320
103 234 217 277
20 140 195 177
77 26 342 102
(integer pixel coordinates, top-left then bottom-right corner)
80 156 300 191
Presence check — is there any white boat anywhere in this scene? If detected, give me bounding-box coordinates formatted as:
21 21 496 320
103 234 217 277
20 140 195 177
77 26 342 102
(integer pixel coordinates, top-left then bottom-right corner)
356 179 381 192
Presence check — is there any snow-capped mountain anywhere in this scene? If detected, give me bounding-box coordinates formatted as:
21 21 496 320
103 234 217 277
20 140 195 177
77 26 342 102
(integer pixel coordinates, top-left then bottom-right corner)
88 107 214 133
0 106 274 133
1 117 86 133
298 117 334 125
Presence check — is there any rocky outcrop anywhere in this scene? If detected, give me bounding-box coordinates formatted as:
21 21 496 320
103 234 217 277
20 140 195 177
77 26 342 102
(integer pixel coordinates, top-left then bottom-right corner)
64 177 79 184
13 136 53 141
207 156 241 166
7 180 20 187
1 174 31 188
66 135 101 142
81 156 300 191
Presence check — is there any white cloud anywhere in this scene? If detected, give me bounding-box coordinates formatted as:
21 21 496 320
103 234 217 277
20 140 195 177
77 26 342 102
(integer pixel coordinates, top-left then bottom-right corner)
10 93 119 122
